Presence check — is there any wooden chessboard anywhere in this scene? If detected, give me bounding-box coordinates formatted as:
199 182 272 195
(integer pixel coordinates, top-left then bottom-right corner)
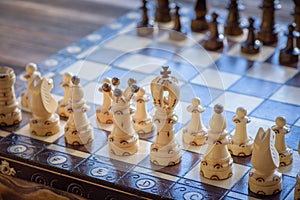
0 1 299 199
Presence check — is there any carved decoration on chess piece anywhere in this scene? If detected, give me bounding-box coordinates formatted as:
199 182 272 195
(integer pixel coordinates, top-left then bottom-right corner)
58 72 73 119
64 76 94 145
108 79 140 156
132 87 154 139
271 116 293 166
20 62 41 112
29 75 59 136
228 107 254 157
295 140 300 199
150 66 182 166
200 104 233 180
0 67 22 126
182 97 207 146
248 128 282 195
0 160 16 176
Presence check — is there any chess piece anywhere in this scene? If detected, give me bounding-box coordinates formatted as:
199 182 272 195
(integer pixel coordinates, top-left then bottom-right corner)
257 0 278 45
96 78 113 124
203 12 224 51
137 0 154 36
224 0 243 36
29 76 59 136
123 78 137 115
155 0 171 23
241 17 262 54
58 72 73 119
182 97 207 146
21 62 41 111
271 116 293 166
279 23 299 66
228 107 254 156
295 141 300 199
200 104 233 180
111 77 120 89
108 81 140 156
169 4 187 41
248 128 282 195
150 66 181 166
64 76 94 145
191 0 209 32
292 0 300 48
0 67 22 126
132 87 154 139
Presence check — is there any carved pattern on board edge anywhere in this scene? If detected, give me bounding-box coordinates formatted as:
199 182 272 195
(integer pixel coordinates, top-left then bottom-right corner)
0 160 16 176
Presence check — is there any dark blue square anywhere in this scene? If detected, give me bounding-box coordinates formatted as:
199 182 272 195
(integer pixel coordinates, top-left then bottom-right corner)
251 100 300 125
213 55 253 75
287 125 300 151
287 71 300 87
166 61 201 82
229 77 281 98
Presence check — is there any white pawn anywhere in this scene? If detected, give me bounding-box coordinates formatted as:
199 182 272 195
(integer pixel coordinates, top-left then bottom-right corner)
271 116 293 166
96 78 113 125
295 141 300 199
21 62 41 111
123 78 136 114
64 76 94 145
182 97 207 146
228 107 253 156
132 87 154 138
248 128 282 195
58 72 73 118
200 104 233 180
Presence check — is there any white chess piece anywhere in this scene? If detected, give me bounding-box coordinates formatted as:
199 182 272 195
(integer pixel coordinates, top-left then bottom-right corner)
108 81 139 156
271 116 293 166
200 104 233 180
124 78 137 115
0 67 22 126
295 141 300 199
96 78 113 125
29 76 60 136
58 72 73 118
64 76 94 145
132 87 154 138
21 62 41 111
182 97 207 146
228 107 253 156
150 66 181 166
248 128 282 195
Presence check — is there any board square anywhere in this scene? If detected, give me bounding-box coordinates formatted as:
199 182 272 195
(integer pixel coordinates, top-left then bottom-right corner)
47 144 90 158
287 71 300 87
214 55 253 75
86 47 132 65
270 85 300 106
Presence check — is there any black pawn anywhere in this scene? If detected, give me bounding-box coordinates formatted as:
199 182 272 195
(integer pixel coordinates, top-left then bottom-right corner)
169 5 186 41
137 0 154 36
241 18 261 54
203 12 224 51
155 0 171 23
279 23 299 66
191 0 209 32
292 0 300 48
224 0 243 36
257 0 278 45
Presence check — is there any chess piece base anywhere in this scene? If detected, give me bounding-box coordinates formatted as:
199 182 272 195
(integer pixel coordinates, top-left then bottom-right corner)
137 24 154 36
30 114 60 136
133 120 154 139
96 110 113 124
0 107 22 126
248 169 282 195
295 172 300 200
278 147 293 166
203 36 224 51
228 137 254 156
224 26 243 36
169 31 187 41
150 143 182 166
182 128 207 146
241 42 261 54
191 19 208 32
200 156 233 180
58 102 70 119
108 134 139 156
257 31 278 45
279 49 299 66
64 125 94 145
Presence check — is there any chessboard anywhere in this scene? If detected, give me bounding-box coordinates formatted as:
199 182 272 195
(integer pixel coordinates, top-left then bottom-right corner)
0 1 300 199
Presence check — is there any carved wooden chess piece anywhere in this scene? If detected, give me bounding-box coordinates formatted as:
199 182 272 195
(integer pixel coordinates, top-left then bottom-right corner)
295 141 300 199
241 17 261 54
169 4 187 41
137 0 154 36
224 0 243 36
21 62 41 111
248 128 282 195
228 107 253 156
203 12 224 51
108 81 140 156
271 116 293 166
191 0 209 32
150 66 181 166
182 97 207 146
155 0 171 23
293 0 300 48
0 67 22 126
132 87 154 139
96 78 113 125
58 72 73 119
29 76 59 136
200 104 233 180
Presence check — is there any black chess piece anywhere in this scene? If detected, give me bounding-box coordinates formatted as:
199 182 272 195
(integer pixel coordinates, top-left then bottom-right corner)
241 17 261 54
169 5 186 41
224 0 243 36
203 12 224 51
191 0 209 32
279 23 299 66
137 0 154 36
257 0 278 45
155 0 171 22
292 0 300 48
